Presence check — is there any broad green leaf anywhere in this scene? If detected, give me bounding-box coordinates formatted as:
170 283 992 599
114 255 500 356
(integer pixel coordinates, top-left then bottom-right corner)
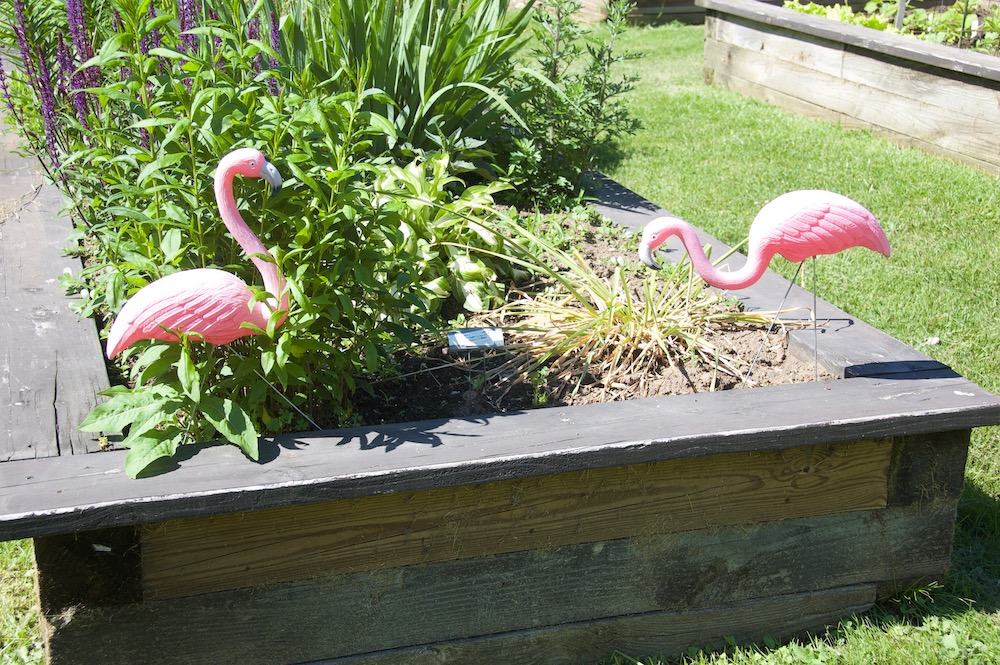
160 228 184 263
80 386 183 434
200 395 260 461
124 429 184 479
261 349 276 377
176 346 201 404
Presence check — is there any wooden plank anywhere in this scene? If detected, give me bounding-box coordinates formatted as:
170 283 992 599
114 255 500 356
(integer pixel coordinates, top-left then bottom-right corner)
707 11 849 81
704 26 1000 169
705 38 1000 174
888 429 969 508
710 12 1000 119
2 377 997 541
705 21 1000 140
47 501 952 663
0 129 109 460
41 572 877 665
312 586 874 665
140 439 892 600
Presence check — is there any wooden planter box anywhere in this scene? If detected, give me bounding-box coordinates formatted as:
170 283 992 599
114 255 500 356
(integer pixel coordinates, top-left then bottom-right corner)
3 148 1000 663
698 0 1000 174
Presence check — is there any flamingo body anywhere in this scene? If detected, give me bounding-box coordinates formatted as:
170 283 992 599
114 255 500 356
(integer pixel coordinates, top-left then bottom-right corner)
639 189 889 290
105 148 285 358
105 269 270 356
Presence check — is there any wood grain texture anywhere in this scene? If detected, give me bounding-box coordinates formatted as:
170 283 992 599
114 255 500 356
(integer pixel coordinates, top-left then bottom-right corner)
3 377 996 541
42 569 877 665
0 130 109 461
140 439 892 599
309 586 875 665
48 502 951 664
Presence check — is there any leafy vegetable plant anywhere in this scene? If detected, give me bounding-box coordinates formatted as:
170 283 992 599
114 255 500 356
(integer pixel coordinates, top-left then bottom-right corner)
784 1 997 53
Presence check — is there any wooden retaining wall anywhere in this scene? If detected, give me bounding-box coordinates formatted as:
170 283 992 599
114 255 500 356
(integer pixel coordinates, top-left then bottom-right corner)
699 0 1000 174
23 429 978 664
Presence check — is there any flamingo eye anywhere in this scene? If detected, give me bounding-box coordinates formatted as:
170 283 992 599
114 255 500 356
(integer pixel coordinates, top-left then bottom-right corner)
249 160 257 168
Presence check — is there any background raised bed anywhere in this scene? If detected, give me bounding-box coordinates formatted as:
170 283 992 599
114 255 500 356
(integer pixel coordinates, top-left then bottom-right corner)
698 0 1000 174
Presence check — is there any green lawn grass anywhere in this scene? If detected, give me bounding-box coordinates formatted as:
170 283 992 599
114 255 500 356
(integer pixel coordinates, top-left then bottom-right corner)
2 19 999 665
0 541 42 665
599 20 1000 665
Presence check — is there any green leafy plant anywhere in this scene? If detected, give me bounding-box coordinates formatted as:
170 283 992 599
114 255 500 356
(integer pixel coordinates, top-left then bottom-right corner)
499 0 643 207
0 0 531 475
785 1 992 51
283 0 533 163
373 152 519 313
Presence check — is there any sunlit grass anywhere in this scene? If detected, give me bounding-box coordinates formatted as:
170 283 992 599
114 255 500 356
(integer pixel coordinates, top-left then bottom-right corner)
0 540 41 665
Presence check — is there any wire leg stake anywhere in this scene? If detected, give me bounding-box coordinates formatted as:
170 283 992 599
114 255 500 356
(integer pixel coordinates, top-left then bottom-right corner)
812 256 819 381
743 262 804 386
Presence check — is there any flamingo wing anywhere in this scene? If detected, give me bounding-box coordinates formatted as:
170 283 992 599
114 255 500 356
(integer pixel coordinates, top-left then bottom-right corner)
106 268 264 357
750 190 890 264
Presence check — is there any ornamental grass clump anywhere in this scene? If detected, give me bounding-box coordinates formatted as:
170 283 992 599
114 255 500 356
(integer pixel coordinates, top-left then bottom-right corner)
462 213 776 404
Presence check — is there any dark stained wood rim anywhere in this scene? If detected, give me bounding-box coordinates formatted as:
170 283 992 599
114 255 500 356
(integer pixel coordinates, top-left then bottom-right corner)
3 374 999 540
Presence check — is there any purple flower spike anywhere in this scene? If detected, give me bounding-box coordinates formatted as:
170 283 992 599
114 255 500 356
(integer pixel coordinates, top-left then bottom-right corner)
12 0 36 84
247 17 263 74
66 0 99 89
267 11 281 95
56 35 72 99
269 11 281 61
35 47 62 171
177 0 198 53
0 59 19 121
141 2 160 56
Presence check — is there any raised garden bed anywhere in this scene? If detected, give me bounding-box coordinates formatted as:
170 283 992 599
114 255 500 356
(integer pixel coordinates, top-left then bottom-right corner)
3 152 1000 663
698 0 1000 174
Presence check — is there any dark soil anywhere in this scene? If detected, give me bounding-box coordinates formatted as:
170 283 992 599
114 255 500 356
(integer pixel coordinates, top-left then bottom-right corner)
352 213 828 426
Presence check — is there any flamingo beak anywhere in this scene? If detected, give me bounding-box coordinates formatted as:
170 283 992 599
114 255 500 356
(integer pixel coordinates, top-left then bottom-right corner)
639 242 662 270
261 159 283 195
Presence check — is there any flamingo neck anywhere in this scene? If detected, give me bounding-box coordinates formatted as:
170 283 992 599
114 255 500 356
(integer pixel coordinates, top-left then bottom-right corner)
654 219 770 291
214 162 288 317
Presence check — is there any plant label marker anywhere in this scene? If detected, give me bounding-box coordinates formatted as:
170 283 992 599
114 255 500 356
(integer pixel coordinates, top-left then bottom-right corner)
447 327 505 352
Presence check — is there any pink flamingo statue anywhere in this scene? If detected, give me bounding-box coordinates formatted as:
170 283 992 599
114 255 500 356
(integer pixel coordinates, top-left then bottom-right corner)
638 189 890 379
105 148 286 358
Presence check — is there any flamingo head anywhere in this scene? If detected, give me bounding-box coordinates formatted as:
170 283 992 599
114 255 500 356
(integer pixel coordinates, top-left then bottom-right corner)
222 147 283 194
638 216 684 270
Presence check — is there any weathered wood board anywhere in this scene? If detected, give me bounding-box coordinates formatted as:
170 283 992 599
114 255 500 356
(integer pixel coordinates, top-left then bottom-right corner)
305 586 876 665
42 582 876 665
141 439 892 599
578 0 885 24
699 0 1000 174
0 130 109 460
33 430 968 664
4 374 997 542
